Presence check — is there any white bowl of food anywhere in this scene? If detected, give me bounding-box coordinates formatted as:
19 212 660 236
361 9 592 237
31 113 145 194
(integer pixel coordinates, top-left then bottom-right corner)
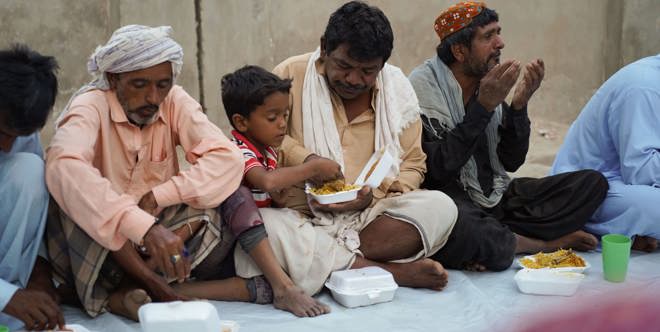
514 269 585 296
325 266 398 308
306 180 362 205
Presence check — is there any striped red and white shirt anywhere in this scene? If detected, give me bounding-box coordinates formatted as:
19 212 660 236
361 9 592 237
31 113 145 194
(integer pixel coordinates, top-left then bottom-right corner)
231 130 277 207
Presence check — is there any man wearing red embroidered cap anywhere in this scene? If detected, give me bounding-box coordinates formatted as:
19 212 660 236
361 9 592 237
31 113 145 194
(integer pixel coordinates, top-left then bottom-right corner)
410 2 609 271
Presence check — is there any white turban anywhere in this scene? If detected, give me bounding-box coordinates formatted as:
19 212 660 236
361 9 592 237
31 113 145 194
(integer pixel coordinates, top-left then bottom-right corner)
56 25 184 125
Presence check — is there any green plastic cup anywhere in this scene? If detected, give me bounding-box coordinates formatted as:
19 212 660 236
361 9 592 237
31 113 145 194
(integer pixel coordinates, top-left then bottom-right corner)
0 325 8 332
602 234 632 282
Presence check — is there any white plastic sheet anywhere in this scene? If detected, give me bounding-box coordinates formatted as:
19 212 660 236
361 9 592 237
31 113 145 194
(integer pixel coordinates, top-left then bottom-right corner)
56 251 660 332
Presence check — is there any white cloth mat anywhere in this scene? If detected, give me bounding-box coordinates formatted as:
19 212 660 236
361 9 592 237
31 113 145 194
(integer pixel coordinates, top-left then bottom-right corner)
58 251 660 332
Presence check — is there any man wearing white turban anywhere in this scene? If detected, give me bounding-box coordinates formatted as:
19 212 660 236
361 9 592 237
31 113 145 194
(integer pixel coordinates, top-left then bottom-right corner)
46 25 329 321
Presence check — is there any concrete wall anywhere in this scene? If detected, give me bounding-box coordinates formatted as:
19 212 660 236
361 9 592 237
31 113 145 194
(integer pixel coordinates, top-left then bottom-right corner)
1 0 658 142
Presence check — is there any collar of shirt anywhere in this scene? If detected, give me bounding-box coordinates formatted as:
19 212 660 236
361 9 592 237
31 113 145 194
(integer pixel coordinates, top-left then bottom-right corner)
107 90 168 126
231 130 277 165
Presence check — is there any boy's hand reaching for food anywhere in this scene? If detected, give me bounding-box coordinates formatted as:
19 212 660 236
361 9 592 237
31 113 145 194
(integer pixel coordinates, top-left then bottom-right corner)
306 155 344 185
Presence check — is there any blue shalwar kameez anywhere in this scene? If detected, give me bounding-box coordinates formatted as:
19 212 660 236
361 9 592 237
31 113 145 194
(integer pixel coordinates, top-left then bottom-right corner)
551 55 660 239
0 133 49 330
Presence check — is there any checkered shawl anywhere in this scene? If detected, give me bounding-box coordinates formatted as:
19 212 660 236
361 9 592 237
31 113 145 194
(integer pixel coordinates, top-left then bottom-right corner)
47 203 229 317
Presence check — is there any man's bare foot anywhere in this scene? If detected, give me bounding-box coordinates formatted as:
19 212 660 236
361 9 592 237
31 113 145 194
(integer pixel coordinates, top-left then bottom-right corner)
384 258 448 290
548 230 598 251
464 262 487 272
123 289 151 321
632 235 658 253
273 285 330 317
516 231 598 254
351 257 448 290
108 288 152 321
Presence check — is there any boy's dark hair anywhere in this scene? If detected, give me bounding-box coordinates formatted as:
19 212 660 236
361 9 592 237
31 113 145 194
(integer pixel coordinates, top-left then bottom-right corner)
322 1 393 63
0 44 59 133
221 65 292 129
436 7 499 66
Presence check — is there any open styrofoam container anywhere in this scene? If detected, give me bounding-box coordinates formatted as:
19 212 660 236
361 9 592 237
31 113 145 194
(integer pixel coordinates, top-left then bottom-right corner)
139 301 238 332
514 269 585 296
306 146 395 205
325 266 398 308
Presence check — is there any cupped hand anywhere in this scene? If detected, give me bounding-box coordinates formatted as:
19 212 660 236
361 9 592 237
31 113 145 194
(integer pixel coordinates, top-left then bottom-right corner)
511 58 545 109
477 59 522 111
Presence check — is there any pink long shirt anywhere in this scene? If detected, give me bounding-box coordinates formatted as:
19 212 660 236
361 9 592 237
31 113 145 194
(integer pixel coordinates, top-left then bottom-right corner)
46 86 243 250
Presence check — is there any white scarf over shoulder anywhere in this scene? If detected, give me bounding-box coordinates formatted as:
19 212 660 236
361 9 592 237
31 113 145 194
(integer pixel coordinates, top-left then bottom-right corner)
301 48 420 177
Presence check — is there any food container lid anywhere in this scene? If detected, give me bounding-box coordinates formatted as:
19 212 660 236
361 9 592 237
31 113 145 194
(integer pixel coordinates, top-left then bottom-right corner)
138 301 219 322
355 145 395 188
325 266 398 294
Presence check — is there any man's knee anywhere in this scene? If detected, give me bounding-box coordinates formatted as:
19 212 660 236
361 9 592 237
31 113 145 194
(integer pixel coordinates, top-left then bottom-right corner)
416 190 458 221
575 169 609 197
2 152 47 201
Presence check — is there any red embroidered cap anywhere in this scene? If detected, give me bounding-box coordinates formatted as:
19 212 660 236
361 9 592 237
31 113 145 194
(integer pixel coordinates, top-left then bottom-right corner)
434 1 486 41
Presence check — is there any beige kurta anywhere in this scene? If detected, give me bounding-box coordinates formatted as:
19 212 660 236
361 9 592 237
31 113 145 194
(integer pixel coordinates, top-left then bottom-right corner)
235 53 458 295
274 53 428 214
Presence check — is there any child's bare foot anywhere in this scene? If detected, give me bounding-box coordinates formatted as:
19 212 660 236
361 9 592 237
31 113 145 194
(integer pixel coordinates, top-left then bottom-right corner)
273 285 330 317
548 230 598 251
632 235 658 252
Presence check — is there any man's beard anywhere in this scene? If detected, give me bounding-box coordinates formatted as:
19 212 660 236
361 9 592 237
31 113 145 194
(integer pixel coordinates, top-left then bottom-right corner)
127 109 159 126
121 101 159 126
463 52 500 78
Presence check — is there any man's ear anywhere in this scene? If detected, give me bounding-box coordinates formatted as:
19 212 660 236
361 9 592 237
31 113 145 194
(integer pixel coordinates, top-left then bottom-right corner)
107 72 119 89
320 37 326 57
450 44 467 63
231 114 249 132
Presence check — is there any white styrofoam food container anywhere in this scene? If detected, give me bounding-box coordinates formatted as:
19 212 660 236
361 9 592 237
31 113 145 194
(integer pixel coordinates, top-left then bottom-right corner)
514 269 585 296
325 266 398 308
306 146 394 204
139 301 227 332
49 324 92 332
355 146 394 188
306 184 361 204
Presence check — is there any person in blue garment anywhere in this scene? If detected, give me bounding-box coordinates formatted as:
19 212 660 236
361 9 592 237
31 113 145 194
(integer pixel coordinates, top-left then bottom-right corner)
0 45 65 330
551 54 660 252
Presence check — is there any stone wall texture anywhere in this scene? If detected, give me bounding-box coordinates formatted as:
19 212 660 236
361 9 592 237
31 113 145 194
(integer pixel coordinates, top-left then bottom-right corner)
1 0 658 140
